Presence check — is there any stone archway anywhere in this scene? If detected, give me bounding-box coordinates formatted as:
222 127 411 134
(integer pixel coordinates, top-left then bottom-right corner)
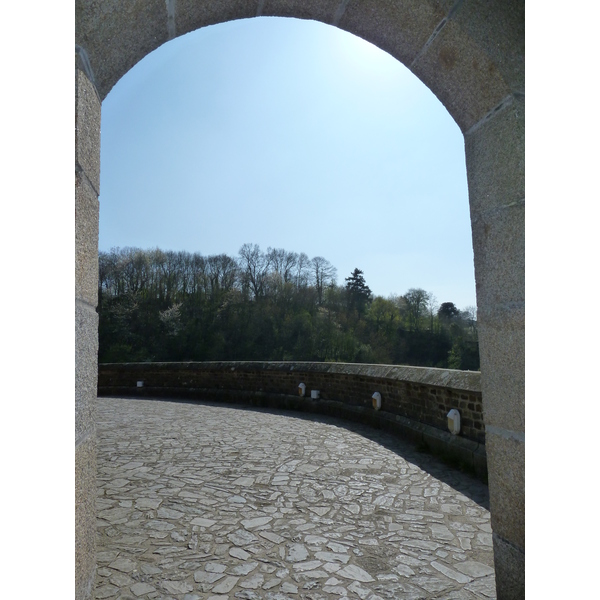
76 2 524 598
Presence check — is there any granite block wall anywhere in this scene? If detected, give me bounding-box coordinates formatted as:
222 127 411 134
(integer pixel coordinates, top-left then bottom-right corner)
75 47 100 600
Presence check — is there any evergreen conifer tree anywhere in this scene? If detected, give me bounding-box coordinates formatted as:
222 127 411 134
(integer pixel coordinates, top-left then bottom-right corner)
345 268 372 314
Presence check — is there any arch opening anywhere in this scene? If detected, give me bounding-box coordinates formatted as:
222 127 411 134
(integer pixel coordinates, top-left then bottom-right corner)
98 17 478 367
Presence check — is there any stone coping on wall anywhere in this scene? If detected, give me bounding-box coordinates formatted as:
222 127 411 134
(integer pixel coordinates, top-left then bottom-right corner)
100 360 481 391
98 361 486 479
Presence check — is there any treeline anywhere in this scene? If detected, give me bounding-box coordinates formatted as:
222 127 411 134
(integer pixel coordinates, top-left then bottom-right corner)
98 244 479 370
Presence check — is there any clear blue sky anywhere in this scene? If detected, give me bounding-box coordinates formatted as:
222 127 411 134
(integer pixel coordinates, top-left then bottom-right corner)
99 16 476 310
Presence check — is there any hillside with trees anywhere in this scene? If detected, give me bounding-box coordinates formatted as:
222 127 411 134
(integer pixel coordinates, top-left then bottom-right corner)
98 245 479 370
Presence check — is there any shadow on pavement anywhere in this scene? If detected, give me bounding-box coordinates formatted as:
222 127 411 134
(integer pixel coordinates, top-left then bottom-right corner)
101 395 489 511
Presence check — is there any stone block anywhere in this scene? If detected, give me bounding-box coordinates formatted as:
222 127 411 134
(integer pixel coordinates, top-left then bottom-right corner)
392 419 423 446
451 0 524 94
261 0 340 23
411 16 512 132
75 171 99 307
175 0 257 38
76 0 169 100
472 447 488 481
478 306 524 432
76 435 97 600
75 67 101 194
486 430 524 550
492 533 525 600
422 427 450 453
76 302 99 444
465 94 525 214
471 201 525 309
338 0 448 69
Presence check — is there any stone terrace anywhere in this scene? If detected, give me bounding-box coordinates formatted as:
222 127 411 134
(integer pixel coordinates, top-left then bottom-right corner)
95 397 496 599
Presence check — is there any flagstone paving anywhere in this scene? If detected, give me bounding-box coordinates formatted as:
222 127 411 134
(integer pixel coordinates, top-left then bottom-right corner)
95 397 496 599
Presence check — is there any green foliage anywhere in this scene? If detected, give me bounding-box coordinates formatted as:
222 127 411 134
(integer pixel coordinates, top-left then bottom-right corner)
448 341 462 370
438 301 460 321
345 268 372 315
98 245 479 370
404 288 431 331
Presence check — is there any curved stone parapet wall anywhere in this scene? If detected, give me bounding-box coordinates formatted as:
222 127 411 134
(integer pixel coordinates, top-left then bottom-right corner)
98 361 486 476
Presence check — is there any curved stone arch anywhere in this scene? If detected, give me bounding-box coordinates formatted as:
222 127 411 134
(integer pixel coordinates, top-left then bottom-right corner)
77 1 523 131
75 2 524 599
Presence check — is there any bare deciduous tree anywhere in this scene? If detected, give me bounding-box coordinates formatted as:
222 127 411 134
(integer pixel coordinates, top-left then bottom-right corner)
238 243 271 299
311 256 337 305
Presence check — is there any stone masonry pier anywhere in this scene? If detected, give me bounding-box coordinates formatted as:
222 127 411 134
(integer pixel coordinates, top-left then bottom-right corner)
96 396 495 599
